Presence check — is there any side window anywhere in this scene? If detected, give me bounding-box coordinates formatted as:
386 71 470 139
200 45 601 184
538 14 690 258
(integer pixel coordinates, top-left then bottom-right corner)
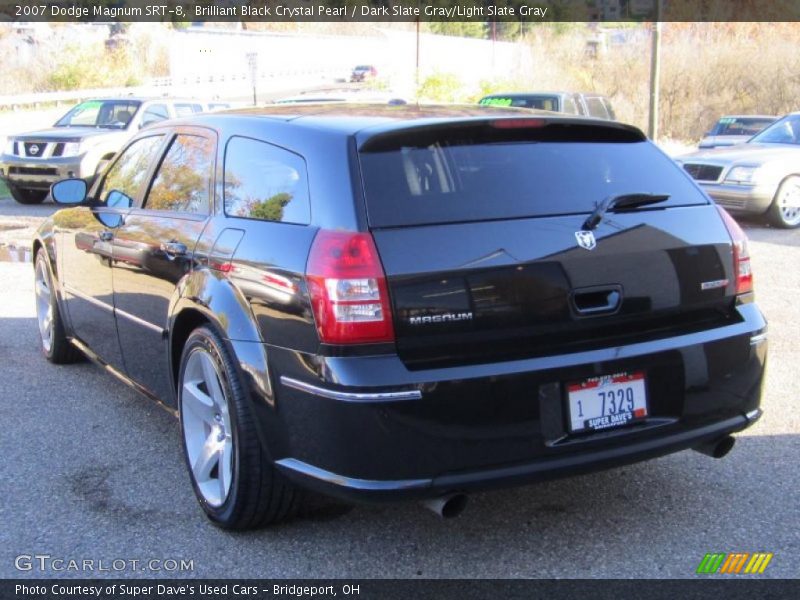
97 135 164 206
574 95 588 116
604 100 616 120
585 97 610 120
141 104 170 127
174 104 194 118
223 136 311 224
144 134 215 214
174 103 203 117
98 102 139 128
562 96 579 114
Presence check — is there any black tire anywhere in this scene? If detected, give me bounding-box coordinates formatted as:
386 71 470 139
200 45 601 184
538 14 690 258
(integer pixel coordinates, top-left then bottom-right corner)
34 251 81 364
767 175 800 228
9 185 47 205
178 325 302 529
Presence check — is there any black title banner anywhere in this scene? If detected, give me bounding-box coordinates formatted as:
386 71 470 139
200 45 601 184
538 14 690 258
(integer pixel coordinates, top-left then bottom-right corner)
3 0 800 23
5 579 800 600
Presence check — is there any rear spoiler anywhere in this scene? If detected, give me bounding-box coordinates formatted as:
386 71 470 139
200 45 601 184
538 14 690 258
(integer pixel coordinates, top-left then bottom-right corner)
358 118 647 152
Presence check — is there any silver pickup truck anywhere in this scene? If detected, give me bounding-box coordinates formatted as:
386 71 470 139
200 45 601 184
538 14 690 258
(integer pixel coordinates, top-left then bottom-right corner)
0 97 229 204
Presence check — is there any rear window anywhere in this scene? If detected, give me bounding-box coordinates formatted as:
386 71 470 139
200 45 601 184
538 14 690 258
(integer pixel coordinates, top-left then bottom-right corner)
479 96 559 111
585 97 611 119
359 123 708 228
711 117 775 136
174 103 203 117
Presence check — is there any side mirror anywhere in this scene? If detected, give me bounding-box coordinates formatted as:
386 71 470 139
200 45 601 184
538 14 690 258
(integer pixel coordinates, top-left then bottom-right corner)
106 189 132 210
51 178 87 205
97 189 133 228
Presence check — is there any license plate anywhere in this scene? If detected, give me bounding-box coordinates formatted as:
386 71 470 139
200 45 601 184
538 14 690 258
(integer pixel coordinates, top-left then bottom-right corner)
566 371 648 433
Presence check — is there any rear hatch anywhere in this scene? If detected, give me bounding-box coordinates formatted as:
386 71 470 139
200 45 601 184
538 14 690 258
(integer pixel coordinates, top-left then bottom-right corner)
357 119 740 369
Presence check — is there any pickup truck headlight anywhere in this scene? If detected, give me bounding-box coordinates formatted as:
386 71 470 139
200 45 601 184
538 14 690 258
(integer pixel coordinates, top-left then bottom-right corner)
4 139 15 155
61 142 83 157
725 166 760 184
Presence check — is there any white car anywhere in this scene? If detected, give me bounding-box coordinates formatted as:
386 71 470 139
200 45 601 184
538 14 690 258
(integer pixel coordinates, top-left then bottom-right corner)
678 112 800 228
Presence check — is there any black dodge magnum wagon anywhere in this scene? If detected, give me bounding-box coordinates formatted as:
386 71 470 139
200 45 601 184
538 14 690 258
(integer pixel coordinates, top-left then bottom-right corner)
34 104 767 529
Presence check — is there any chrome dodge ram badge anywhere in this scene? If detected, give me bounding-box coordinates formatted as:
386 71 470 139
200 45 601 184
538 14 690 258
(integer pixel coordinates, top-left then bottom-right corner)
575 230 597 250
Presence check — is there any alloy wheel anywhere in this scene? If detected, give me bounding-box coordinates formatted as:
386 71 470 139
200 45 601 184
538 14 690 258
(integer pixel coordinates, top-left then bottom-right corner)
181 348 233 507
34 259 53 353
777 178 800 226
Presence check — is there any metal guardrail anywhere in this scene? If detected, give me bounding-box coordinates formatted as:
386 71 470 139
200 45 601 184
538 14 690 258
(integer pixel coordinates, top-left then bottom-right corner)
0 68 342 109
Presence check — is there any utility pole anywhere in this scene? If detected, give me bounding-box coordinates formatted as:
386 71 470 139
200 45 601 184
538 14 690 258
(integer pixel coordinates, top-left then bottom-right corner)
647 0 663 141
415 17 420 97
247 52 258 107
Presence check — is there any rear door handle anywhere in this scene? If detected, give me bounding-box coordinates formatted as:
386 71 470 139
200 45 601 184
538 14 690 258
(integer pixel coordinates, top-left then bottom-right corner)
571 285 623 316
161 241 187 258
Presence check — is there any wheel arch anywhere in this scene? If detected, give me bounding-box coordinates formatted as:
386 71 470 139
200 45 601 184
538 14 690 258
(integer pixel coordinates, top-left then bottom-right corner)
168 270 274 410
767 173 800 227
32 237 44 263
32 234 68 317
772 173 800 194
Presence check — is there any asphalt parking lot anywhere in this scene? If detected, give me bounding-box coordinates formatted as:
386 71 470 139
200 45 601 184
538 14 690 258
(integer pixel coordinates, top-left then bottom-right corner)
0 195 798 579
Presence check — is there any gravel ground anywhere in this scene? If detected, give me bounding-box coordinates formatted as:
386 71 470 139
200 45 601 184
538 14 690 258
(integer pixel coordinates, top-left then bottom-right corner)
0 195 798 579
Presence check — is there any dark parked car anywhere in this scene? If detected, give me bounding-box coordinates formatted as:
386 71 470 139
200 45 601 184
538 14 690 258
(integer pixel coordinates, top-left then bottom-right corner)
35 105 766 529
350 64 377 82
479 92 616 120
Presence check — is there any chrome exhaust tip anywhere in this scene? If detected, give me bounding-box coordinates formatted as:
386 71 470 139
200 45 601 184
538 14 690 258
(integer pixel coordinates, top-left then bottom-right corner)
693 435 736 459
421 493 468 519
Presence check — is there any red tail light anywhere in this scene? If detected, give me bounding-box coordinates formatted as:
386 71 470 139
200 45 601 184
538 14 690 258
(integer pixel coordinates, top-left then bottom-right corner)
491 118 546 129
717 206 753 295
306 230 395 344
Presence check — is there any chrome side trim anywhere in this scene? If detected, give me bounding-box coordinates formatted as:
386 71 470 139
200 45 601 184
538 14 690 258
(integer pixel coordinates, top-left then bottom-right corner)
114 306 165 336
280 376 422 402
750 332 768 346
63 284 113 313
275 458 431 491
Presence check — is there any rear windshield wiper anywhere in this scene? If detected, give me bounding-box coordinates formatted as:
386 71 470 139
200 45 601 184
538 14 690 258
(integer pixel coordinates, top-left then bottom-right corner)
582 193 671 230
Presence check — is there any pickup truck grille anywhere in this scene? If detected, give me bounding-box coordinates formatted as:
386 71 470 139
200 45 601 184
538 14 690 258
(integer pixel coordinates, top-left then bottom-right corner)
9 166 58 176
683 163 724 182
23 142 47 157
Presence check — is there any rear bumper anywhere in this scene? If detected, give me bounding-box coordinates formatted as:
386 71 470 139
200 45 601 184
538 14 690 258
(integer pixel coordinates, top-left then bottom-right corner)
263 303 767 503
275 411 760 502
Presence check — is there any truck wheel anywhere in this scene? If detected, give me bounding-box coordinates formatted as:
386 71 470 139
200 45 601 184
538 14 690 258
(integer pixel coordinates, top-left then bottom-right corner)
767 176 800 228
178 325 302 529
9 185 47 205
